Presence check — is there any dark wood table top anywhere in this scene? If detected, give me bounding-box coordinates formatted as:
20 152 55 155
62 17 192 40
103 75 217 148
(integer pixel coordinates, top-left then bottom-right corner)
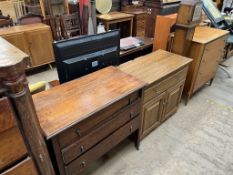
33 66 145 139
120 37 153 57
119 50 192 85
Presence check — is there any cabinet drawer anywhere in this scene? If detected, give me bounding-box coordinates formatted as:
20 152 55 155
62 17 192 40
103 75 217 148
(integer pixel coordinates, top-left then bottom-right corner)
1 157 37 175
57 91 140 148
61 99 141 164
144 67 188 103
0 127 27 171
65 117 140 175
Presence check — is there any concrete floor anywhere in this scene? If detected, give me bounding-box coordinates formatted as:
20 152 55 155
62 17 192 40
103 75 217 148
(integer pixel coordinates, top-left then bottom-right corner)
28 58 233 175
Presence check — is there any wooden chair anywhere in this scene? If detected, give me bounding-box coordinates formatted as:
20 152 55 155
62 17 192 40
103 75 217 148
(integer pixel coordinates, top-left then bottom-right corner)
44 15 63 41
60 13 82 39
18 13 43 25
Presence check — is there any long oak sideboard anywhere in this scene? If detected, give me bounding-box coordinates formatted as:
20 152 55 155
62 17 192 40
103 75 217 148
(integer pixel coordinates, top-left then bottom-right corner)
0 23 54 69
119 50 192 138
33 66 146 175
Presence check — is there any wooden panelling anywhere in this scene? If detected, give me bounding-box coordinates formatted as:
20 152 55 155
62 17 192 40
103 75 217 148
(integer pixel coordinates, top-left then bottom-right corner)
1 157 37 175
0 127 27 171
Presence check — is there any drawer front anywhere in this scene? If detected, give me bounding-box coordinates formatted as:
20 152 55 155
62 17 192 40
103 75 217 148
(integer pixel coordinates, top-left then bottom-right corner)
1 157 37 175
57 91 140 148
144 67 188 103
0 127 27 171
65 117 140 175
61 99 141 164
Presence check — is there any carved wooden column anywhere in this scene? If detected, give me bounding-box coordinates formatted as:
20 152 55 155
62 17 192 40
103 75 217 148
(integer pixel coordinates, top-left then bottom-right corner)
172 0 202 57
0 38 55 175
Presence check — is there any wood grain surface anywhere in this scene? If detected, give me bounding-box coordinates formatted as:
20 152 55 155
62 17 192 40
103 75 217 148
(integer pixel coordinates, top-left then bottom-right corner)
192 27 229 44
119 50 192 85
33 66 145 139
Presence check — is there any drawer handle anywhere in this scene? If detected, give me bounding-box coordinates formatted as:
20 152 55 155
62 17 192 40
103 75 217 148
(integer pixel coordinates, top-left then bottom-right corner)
130 112 134 119
81 161 86 167
130 126 133 133
80 145 85 153
76 129 82 136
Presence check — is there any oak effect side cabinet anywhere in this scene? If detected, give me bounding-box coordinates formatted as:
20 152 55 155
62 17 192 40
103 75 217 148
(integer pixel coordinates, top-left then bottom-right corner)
0 23 54 69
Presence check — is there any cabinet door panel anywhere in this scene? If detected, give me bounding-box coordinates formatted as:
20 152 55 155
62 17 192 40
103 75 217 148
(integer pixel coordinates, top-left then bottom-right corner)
2 33 29 55
194 37 226 92
163 82 184 121
142 93 165 137
25 28 54 67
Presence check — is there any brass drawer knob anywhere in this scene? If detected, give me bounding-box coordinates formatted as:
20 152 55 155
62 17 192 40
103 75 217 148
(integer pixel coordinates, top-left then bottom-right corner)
130 126 133 133
80 145 85 153
130 112 134 119
81 161 86 167
76 129 81 136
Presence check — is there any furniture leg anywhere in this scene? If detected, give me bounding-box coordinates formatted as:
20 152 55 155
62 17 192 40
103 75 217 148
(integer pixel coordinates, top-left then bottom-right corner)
209 78 214 86
219 65 232 78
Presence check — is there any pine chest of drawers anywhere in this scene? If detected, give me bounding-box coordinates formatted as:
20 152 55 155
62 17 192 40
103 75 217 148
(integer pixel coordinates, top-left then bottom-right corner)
33 67 145 175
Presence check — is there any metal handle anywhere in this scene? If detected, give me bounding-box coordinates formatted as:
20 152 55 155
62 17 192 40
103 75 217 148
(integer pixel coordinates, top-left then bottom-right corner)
81 161 86 167
76 129 81 136
130 126 133 133
80 145 85 153
130 112 134 119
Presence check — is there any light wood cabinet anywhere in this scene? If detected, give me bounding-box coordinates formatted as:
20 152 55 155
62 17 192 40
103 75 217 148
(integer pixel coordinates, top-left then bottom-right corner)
119 50 192 139
0 23 54 69
182 27 229 104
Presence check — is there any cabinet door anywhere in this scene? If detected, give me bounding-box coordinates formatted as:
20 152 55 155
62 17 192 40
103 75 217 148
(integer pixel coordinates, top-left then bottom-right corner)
2 33 29 55
162 82 184 121
142 93 165 137
25 28 54 67
193 37 226 92
145 7 159 37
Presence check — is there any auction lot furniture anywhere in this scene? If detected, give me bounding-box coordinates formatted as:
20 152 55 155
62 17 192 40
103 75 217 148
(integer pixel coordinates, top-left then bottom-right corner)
120 36 153 63
97 12 134 38
33 66 145 175
119 50 192 138
181 27 229 104
0 37 55 175
122 10 147 37
0 23 54 69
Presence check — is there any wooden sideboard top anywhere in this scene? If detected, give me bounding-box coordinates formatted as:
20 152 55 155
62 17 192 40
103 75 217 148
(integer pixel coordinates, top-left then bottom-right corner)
0 23 49 36
192 27 229 44
121 10 146 15
33 66 145 139
0 37 28 68
97 12 134 21
119 50 192 85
